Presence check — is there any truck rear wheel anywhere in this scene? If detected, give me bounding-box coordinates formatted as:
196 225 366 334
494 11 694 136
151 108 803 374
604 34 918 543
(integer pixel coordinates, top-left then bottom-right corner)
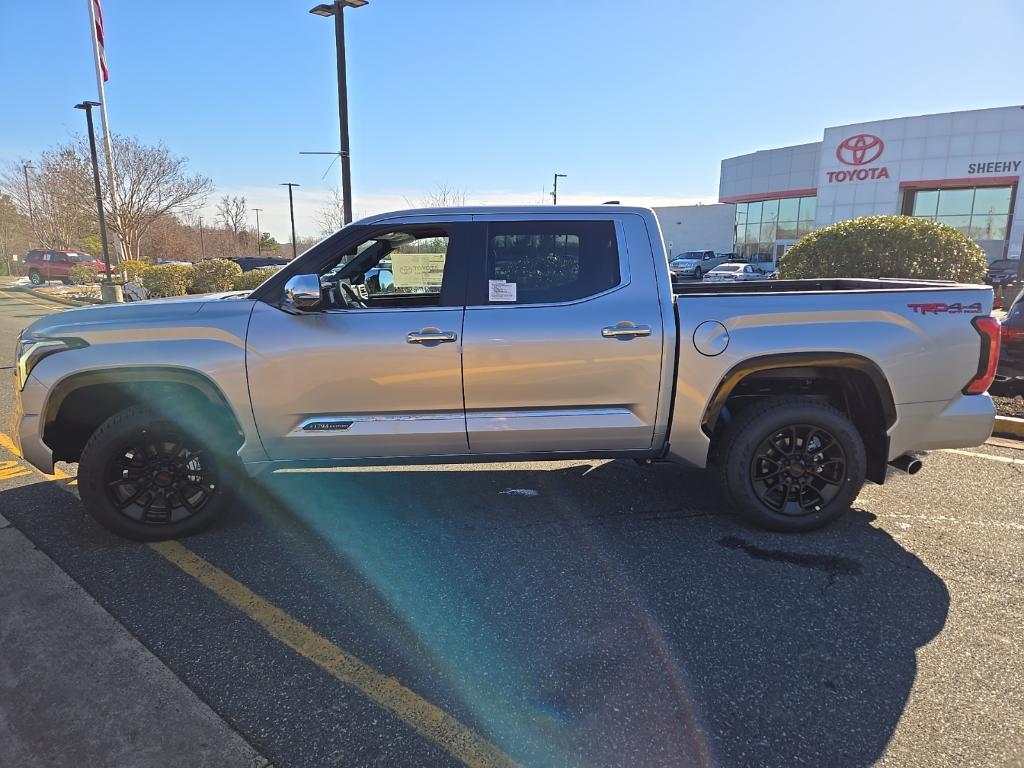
28 269 42 285
714 396 866 532
78 405 239 541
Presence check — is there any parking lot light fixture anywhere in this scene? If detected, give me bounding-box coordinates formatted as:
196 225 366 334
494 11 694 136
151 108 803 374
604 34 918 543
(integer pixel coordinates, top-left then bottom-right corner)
309 0 368 225
74 100 120 302
280 183 300 258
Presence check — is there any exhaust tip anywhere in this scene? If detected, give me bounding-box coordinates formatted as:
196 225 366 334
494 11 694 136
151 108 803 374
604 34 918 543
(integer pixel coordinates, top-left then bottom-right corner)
889 454 923 475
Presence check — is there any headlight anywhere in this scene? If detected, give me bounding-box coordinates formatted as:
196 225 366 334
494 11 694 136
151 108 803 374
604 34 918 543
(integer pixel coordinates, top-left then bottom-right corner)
15 334 87 390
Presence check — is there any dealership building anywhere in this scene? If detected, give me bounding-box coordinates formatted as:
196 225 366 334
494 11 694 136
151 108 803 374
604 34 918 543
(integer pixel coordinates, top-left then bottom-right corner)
716 105 1024 265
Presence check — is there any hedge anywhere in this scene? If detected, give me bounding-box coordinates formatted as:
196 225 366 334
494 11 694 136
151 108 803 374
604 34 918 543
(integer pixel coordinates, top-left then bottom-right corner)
190 258 243 294
141 264 193 297
118 259 150 280
68 264 99 285
232 267 282 290
778 215 988 282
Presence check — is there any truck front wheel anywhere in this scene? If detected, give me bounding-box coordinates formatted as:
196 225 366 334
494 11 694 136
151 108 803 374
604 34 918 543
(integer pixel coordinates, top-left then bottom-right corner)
78 405 239 541
715 396 866 532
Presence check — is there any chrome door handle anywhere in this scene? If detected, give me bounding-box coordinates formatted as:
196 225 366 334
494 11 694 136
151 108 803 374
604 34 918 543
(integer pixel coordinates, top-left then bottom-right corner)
602 324 652 339
407 330 457 344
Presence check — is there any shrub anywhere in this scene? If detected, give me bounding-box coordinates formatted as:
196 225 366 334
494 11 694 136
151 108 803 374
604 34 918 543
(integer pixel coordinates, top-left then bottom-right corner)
68 264 99 285
189 258 243 294
778 215 988 282
118 258 150 280
232 266 282 290
141 263 193 297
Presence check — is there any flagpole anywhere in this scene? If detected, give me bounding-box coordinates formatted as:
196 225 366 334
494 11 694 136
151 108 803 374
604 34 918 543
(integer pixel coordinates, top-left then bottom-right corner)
86 0 124 264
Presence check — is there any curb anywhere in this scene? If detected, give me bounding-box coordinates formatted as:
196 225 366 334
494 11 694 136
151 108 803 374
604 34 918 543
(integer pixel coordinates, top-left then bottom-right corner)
993 416 1024 440
10 286 98 308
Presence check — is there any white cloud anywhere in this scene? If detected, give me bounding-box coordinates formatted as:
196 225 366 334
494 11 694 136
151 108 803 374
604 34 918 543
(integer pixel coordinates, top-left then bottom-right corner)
198 185 716 242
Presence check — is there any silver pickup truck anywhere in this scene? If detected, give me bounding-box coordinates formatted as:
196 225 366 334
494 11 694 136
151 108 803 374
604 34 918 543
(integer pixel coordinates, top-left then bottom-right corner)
14 206 1000 540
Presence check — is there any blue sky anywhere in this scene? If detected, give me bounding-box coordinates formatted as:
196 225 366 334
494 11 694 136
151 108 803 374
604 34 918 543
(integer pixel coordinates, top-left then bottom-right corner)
2 0 1022 239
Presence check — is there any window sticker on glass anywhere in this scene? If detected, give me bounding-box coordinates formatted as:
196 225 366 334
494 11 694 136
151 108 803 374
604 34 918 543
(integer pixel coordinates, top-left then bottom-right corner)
391 252 445 289
488 279 517 302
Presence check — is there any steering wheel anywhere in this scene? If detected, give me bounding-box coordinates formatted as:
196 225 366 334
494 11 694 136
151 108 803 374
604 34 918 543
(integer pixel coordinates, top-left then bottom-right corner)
340 283 367 308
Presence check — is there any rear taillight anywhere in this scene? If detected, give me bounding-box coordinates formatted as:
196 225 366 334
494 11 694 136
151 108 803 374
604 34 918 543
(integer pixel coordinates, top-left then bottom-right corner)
963 316 1001 395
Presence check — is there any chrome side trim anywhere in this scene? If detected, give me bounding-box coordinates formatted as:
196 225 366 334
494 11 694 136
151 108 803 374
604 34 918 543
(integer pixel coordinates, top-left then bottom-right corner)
466 407 632 420
291 412 465 435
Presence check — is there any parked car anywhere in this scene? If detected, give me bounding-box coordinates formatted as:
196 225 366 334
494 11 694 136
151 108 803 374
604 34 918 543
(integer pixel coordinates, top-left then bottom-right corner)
985 258 1021 291
15 206 997 541
996 286 1024 380
20 249 111 286
703 263 769 282
669 250 723 280
228 256 292 272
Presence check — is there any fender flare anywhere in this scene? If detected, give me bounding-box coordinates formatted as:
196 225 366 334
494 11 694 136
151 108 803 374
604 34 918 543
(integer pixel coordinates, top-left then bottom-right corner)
701 352 898 437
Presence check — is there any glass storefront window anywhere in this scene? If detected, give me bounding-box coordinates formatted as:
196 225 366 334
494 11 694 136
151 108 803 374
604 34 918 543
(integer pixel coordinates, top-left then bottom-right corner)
912 190 939 217
972 187 1012 216
777 221 799 239
936 189 975 216
908 185 1014 243
778 197 800 221
798 196 816 222
735 203 747 226
746 201 763 224
761 199 779 223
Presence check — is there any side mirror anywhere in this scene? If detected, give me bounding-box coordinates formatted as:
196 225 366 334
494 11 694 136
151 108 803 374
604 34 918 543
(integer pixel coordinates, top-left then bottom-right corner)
283 274 322 312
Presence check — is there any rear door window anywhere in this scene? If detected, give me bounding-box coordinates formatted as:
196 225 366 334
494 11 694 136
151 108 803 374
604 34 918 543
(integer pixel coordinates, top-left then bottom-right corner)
473 220 620 305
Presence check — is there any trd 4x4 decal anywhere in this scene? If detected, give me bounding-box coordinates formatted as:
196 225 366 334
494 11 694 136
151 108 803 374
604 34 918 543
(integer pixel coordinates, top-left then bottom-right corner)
907 302 983 315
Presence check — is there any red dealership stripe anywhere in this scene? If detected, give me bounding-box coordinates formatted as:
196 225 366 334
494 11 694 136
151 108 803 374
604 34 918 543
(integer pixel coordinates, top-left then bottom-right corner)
718 188 817 204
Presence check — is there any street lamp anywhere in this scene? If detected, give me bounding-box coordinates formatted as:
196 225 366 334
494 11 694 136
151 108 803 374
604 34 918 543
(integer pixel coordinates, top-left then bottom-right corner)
280 183 300 258
21 161 35 245
309 0 367 225
198 216 206 258
551 173 567 205
74 101 121 303
251 208 263 256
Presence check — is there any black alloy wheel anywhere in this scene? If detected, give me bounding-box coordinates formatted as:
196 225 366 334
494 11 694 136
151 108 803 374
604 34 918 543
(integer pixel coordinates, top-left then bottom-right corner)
750 424 846 516
105 427 219 525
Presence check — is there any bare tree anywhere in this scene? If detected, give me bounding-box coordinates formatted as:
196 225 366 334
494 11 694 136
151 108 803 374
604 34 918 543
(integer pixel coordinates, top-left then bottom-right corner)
419 183 468 208
314 187 346 236
216 195 247 239
1 150 93 249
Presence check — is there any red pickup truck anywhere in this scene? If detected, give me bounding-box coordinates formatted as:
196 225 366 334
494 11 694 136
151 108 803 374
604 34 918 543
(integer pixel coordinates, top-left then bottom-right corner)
21 249 111 285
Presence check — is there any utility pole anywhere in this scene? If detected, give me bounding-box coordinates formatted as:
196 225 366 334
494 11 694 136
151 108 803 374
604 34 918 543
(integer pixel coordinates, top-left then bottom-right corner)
551 173 567 205
310 1 367 225
280 183 300 258
21 162 35 245
251 208 263 256
75 100 121 303
198 216 206 258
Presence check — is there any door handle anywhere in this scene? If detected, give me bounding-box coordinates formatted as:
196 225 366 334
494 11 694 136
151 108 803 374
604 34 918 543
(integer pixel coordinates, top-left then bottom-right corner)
602 323 652 339
407 330 457 345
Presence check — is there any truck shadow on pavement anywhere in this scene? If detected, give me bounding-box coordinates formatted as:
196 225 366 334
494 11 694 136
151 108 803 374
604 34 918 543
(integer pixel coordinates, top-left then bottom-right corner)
1 459 949 768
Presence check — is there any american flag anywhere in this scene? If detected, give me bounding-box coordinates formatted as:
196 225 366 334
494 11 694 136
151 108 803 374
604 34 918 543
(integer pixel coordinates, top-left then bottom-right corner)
93 0 108 81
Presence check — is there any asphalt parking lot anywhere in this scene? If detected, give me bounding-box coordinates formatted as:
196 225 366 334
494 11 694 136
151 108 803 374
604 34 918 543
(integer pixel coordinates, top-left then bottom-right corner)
0 289 1021 768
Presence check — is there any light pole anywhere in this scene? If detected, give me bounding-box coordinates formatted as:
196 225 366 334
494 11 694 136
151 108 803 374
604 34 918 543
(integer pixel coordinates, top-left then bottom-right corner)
310 0 367 225
198 216 206 258
251 208 263 256
280 183 300 258
551 173 567 205
21 161 35 245
75 100 121 303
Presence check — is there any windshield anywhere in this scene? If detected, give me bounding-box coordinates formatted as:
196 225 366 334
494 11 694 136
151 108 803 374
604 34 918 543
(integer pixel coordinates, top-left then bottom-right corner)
67 253 95 263
713 264 744 272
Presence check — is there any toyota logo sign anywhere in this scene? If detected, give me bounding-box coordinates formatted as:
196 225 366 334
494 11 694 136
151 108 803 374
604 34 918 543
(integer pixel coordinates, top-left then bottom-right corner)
836 133 884 166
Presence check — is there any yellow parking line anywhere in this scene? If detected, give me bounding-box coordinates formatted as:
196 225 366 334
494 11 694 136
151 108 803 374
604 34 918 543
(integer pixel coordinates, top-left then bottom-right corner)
0 431 70 479
0 428 516 767
151 541 519 768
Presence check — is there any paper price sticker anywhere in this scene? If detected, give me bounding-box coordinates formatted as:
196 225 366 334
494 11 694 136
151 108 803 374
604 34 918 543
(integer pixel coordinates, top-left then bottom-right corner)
488 280 517 302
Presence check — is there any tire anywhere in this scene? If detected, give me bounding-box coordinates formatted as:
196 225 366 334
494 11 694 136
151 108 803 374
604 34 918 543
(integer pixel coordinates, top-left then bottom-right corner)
28 269 42 286
78 405 240 541
694 267 702 280
714 396 866 532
